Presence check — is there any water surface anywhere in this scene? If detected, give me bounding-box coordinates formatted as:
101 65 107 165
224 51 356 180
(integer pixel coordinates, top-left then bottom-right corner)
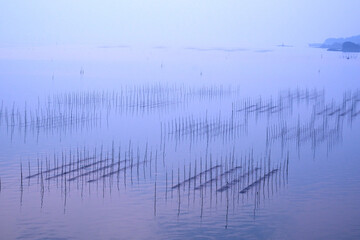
0 46 359 240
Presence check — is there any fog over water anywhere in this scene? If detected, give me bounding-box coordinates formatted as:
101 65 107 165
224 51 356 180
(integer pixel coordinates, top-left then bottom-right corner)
0 2 360 240
1 1 360 47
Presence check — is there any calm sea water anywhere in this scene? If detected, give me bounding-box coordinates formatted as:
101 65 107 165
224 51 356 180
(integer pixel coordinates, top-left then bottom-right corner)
0 46 359 240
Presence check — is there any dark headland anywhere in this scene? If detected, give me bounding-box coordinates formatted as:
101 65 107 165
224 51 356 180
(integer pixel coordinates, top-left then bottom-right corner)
309 35 360 52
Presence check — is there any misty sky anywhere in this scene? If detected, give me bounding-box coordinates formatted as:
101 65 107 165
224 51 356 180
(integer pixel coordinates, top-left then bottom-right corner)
0 0 359 47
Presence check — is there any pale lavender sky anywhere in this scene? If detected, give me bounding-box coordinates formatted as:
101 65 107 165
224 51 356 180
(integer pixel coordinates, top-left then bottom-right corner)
0 0 359 47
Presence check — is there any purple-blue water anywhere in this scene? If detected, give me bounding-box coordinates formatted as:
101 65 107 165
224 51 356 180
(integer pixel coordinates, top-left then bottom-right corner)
0 46 359 239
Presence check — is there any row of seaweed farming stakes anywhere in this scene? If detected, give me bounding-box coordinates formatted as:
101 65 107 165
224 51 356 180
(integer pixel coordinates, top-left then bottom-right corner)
233 89 325 120
280 88 325 106
0 84 245 131
266 90 360 153
313 90 360 121
186 85 242 101
52 84 241 114
266 115 344 155
160 112 247 144
20 141 166 204
0 99 101 135
234 97 291 118
165 150 289 216
167 148 287 195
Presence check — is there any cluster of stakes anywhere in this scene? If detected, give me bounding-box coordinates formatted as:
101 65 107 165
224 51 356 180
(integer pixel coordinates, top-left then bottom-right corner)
3 86 357 218
266 90 360 152
0 85 243 140
0 85 240 130
18 140 288 216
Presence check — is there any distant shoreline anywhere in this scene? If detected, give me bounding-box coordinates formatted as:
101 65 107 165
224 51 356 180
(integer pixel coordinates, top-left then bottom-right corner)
309 35 360 53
